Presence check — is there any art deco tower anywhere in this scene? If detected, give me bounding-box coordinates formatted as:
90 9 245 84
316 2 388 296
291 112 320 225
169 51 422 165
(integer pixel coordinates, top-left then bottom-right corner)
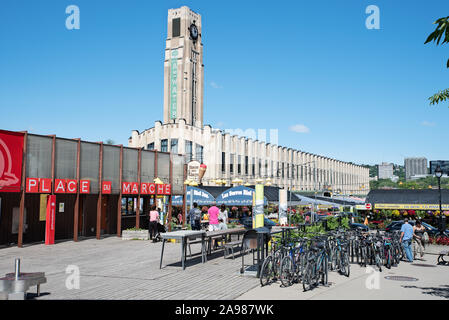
163 6 204 128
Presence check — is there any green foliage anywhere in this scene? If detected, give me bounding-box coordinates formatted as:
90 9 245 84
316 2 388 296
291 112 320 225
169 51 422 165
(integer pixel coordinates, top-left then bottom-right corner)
425 16 449 106
125 227 145 231
227 221 239 229
370 176 449 190
429 89 449 106
290 213 305 224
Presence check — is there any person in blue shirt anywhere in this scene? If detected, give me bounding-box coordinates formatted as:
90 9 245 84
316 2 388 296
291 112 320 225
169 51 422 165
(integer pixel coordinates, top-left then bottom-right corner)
400 218 414 262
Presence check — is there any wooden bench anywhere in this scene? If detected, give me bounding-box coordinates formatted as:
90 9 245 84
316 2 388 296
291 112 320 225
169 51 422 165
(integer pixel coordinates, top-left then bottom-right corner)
223 240 242 259
437 251 449 265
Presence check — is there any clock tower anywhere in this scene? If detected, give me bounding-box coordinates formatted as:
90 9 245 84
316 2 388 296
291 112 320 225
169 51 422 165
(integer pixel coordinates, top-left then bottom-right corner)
163 6 204 128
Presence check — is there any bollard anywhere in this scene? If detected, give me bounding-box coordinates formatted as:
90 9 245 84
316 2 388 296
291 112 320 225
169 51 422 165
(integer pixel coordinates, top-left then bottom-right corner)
15 259 20 280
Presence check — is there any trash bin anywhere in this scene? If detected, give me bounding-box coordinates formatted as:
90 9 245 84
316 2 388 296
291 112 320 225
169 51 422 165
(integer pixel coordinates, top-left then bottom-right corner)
240 227 271 277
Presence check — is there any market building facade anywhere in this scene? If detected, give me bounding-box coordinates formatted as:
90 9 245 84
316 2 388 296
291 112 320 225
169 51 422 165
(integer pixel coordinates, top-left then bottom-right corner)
128 6 370 195
0 129 184 247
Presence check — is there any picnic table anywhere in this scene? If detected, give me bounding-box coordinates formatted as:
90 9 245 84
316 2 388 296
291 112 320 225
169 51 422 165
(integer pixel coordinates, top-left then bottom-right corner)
205 228 246 255
159 230 206 270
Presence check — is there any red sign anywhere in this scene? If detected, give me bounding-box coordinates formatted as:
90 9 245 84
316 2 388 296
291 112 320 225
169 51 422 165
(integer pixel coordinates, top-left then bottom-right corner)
25 178 92 194
122 182 171 195
66 179 77 193
45 195 56 245
26 178 39 193
54 179 67 193
102 181 111 194
39 178 52 193
79 180 90 194
365 203 372 210
0 130 24 192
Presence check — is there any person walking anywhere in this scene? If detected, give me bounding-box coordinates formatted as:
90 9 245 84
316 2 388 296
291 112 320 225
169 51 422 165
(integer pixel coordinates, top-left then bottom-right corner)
218 204 228 230
413 220 426 259
208 202 220 232
148 205 159 241
188 202 202 230
400 218 414 262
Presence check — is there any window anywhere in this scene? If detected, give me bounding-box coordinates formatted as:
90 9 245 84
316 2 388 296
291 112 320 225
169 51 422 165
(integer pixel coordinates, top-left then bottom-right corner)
245 156 248 175
230 154 234 174
147 143 154 150
196 144 203 163
238 155 241 174
265 160 268 177
222 152 226 173
258 159 261 176
185 140 193 161
252 158 255 176
161 139 168 152
271 161 274 178
172 18 180 37
170 139 178 154
282 163 285 178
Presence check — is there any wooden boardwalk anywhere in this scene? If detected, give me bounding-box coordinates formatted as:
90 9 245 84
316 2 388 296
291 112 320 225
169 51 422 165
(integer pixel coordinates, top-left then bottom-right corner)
0 236 259 300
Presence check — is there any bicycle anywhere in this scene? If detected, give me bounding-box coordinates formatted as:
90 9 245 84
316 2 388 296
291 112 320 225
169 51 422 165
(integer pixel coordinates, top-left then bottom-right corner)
302 240 328 292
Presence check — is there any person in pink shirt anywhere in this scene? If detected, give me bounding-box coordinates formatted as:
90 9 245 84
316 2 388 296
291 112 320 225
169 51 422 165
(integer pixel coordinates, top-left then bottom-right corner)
208 202 220 232
148 205 159 241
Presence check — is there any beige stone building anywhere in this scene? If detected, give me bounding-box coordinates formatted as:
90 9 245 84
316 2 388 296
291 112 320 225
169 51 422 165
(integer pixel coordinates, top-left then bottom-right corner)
129 6 370 195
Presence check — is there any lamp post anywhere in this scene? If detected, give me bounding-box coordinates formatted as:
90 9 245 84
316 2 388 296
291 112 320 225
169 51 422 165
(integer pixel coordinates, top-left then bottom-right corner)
435 165 444 234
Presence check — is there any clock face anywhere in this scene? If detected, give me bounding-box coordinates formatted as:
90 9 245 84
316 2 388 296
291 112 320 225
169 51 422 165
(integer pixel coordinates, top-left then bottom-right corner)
190 24 198 40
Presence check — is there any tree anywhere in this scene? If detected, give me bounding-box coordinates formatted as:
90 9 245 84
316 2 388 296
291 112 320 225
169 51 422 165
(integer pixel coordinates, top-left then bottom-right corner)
105 139 115 145
425 16 449 107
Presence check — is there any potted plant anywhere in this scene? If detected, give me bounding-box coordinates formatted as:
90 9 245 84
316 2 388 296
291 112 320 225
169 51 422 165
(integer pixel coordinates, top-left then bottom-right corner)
121 227 149 240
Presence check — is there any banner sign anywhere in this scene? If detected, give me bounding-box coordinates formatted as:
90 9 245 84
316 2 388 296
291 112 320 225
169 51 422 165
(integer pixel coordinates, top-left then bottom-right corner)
122 182 171 195
216 185 267 206
45 195 56 245
170 49 178 119
0 130 24 193
279 189 287 225
374 203 449 210
187 160 201 183
39 194 47 221
254 184 264 228
26 178 90 194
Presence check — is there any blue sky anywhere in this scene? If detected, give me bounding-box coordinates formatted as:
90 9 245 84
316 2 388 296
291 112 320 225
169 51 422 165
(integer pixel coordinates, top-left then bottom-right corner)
1 0 448 166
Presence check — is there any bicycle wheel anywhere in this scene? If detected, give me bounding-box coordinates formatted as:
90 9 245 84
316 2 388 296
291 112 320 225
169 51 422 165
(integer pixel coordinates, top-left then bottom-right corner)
302 262 314 292
272 250 283 280
330 248 338 271
280 256 295 287
386 247 392 269
341 251 350 277
321 255 328 285
260 256 274 287
361 246 367 267
375 253 382 272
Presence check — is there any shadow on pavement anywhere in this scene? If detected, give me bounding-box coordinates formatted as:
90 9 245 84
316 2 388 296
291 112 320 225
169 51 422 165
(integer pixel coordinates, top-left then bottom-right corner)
402 284 449 299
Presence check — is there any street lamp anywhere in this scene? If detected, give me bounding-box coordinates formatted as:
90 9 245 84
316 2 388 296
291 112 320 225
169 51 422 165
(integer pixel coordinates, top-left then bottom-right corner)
435 165 445 234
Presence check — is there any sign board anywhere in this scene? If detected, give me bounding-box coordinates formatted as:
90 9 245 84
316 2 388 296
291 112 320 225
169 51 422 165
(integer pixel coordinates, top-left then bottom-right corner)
365 203 372 210
279 189 287 225
254 184 264 228
59 202 64 213
0 130 24 193
374 203 449 210
187 160 201 183
45 195 56 245
170 49 178 119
